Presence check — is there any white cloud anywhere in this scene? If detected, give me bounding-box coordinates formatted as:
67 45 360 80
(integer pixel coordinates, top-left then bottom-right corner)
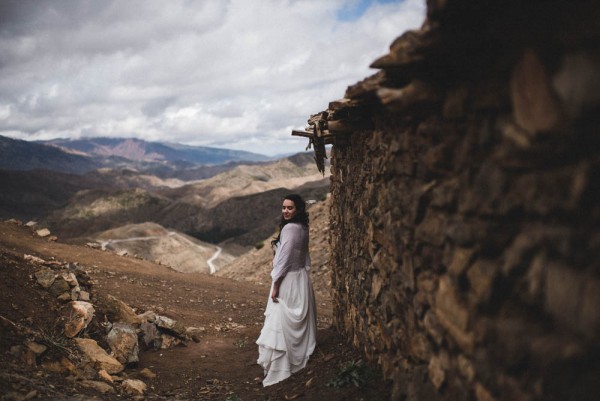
0 0 425 156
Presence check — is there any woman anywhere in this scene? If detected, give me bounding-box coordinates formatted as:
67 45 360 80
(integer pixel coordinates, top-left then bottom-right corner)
256 194 317 386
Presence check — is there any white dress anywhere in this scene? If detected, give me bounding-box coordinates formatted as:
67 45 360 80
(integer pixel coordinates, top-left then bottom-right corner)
256 223 317 386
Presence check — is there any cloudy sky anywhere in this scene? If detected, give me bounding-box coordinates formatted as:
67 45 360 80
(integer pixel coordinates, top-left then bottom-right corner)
0 0 425 156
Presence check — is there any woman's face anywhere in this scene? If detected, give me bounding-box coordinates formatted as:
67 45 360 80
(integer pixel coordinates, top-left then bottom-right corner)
282 199 297 221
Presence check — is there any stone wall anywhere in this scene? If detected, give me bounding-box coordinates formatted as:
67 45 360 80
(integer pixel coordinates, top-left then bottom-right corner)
323 1 600 400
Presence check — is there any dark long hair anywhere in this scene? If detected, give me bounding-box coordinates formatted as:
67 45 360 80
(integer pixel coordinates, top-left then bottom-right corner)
271 194 309 247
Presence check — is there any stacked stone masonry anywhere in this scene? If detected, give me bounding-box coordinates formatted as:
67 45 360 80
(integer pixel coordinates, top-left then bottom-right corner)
321 1 600 400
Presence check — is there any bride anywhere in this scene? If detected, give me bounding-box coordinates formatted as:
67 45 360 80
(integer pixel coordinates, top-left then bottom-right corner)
256 194 317 386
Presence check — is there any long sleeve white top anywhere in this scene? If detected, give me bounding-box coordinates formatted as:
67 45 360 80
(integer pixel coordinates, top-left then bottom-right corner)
271 222 311 282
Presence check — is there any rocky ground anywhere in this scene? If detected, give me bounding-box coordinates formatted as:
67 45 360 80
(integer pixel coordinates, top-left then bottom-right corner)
0 213 391 400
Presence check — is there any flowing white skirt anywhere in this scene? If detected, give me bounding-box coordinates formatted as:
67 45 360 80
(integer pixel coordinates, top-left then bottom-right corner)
256 268 317 386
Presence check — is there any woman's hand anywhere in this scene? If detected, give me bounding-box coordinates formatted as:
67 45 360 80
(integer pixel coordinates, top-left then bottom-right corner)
271 277 284 303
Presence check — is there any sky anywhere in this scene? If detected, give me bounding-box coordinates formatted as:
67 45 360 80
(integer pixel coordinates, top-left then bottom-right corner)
0 0 425 156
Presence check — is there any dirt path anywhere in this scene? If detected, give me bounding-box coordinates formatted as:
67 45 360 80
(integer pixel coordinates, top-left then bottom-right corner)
0 222 391 400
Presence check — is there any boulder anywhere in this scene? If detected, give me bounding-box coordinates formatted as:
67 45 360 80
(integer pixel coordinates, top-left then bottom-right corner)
64 301 95 338
75 338 124 374
106 323 139 365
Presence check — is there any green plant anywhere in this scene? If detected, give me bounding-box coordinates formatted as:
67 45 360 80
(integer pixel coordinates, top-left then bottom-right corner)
225 394 242 401
255 241 264 250
233 337 248 348
326 359 374 388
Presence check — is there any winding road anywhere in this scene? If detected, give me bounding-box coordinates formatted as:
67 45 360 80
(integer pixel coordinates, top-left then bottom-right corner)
100 231 222 274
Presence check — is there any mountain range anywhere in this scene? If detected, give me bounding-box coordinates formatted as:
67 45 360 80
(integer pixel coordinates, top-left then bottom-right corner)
0 134 329 264
0 135 270 175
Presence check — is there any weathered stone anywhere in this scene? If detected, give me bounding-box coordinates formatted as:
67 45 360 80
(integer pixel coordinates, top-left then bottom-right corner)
26 341 47 355
64 301 95 338
106 323 139 365
140 322 161 349
160 333 182 349
48 277 70 298
121 379 147 396
579 275 600 339
105 295 144 325
79 380 115 394
35 228 51 237
448 247 475 277
62 272 79 287
98 369 114 383
35 269 56 288
75 338 124 374
435 277 474 353
544 263 583 330
457 354 475 383
79 290 91 301
475 382 496 401
466 260 497 304
510 49 564 134
428 355 445 389
139 367 157 379
155 315 187 338
552 51 600 119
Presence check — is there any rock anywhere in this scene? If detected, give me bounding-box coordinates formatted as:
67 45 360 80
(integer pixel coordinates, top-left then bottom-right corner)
62 272 79 287
140 322 161 349
137 310 157 322
75 338 124 374
155 315 187 338
98 369 114 383
24 254 47 264
121 379 147 396
139 368 157 379
24 221 37 227
35 228 51 237
105 295 144 325
428 355 445 389
107 323 139 365
34 269 56 288
160 333 182 349
64 301 95 338
79 290 91 301
116 250 128 257
510 49 564 134
48 277 70 298
79 380 115 394
25 341 47 355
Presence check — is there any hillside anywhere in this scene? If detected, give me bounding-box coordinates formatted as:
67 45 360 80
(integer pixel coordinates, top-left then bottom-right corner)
41 154 329 252
93 222 235 274
0 220 391 400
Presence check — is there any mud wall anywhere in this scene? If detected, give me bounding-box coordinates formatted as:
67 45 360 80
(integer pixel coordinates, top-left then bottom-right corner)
326 1 600 400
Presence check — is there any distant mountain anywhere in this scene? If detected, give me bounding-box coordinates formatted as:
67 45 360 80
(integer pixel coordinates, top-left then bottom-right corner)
0 135 271 176
0 135 100 174
43 137 270 165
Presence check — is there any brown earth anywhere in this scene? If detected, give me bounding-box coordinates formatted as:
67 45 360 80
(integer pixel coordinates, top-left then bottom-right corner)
0 220 391 401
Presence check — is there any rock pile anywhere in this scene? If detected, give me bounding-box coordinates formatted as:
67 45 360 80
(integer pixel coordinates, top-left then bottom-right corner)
10 252 195 398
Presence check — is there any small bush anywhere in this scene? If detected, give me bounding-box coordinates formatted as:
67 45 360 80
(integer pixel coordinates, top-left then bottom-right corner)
255 241 264 250
326 359 374 388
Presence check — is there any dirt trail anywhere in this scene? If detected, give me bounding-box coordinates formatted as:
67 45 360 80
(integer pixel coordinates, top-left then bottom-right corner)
0 222 391 400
